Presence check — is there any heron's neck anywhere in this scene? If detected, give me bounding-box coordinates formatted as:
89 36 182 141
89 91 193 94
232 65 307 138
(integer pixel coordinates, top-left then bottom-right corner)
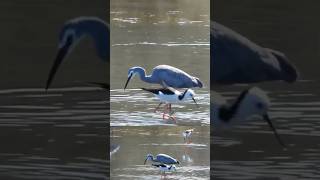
136 68 154 83
78 20 109 60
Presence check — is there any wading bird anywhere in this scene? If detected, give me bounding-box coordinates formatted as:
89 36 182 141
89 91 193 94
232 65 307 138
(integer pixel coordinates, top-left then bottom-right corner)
124 65 203 90
212 87 285 147
211 21 298 84
141 88 198 120
144 154 180 165
46 17 109 90
183 128 194 144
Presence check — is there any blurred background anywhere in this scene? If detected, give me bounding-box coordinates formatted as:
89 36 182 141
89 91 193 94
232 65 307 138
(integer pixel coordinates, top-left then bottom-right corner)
212 0 320 179
0 0 109 179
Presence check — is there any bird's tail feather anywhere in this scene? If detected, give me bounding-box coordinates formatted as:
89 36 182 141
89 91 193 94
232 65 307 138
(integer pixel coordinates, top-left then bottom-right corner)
195 77 203 88
267 48 299 82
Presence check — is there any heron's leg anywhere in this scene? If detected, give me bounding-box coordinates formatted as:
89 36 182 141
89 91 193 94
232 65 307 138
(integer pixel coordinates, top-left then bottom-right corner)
162 104 168 120
154 102 163 113
162 104 169 120
164 104 171 114
168 104 176 116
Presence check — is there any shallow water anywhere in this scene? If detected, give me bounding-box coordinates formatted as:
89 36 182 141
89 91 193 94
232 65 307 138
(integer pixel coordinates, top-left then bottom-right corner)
110 0 210 90
110 0 210 128
212 81 320 179
111 89 209 126
0 87 108 179
111 126 210 180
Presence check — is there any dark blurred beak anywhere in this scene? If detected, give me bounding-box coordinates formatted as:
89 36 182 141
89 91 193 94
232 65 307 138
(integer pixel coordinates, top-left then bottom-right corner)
45 37 73 90
192 97 199 108
124 74 132 90
263 114 286 147
143 158 147 165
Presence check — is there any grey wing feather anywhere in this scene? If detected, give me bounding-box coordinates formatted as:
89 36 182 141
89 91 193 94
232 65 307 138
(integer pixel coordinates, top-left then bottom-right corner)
156 154 177 164
211 21 298 83
153 65 197 88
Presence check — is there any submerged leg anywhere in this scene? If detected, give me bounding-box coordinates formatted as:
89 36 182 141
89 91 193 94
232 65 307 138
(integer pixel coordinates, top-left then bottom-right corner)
162 104 169 120
154 102 163 113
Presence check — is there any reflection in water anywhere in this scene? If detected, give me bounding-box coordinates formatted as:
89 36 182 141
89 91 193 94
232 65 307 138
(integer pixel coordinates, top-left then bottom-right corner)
111 89 209 126
111 126 210 180
0 87 108 179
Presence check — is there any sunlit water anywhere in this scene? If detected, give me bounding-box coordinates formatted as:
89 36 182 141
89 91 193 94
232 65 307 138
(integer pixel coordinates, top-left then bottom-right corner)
111 126 210 180
212 81 320 179
110 0 210 92
0 87 108 179
111 89 209 126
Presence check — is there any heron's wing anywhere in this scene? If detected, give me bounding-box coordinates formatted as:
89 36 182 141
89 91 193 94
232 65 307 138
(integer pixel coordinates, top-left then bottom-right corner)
211 21 297 83
156 154 176 164
154 65 196 88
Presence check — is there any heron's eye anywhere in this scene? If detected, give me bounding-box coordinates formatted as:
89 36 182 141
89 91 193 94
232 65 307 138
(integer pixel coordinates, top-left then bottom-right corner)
256 102 264 109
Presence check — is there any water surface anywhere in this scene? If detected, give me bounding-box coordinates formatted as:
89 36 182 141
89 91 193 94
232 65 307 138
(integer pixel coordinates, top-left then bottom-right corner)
111 126 210 180
111 89 209 126
0 87 108 179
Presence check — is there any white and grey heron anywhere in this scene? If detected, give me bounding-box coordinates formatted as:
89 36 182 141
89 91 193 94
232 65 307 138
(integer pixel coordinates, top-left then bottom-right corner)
211 21 298 84
144 153 180 165
46 17 109 90
124 65 203 90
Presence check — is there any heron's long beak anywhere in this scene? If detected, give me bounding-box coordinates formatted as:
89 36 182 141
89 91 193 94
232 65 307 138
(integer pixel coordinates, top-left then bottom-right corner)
143 158 148 165
192 97 199 108
263 114 286 147
45 37 73 90
124 74 133 90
